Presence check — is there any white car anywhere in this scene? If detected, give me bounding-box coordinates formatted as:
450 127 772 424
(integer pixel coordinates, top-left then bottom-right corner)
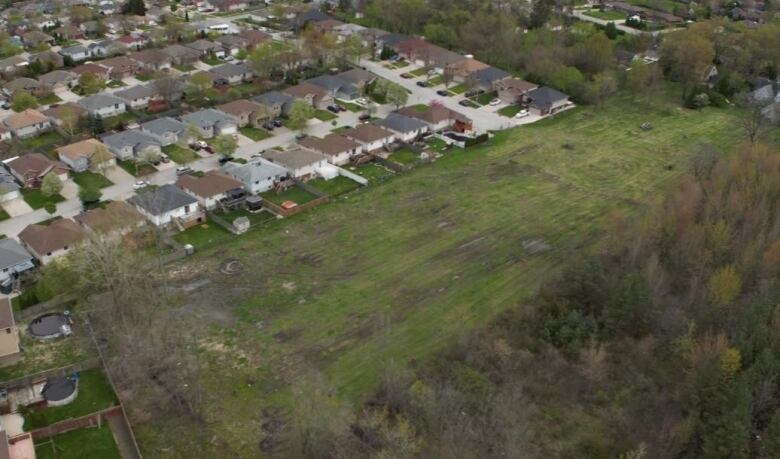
355 97 369 105
133 180 150 190
489 98 501 106
514 109 529 118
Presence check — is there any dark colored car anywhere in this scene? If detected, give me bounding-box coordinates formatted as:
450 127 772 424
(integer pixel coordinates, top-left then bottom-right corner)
327 105 340 113
416 81 430 88
358 114 371 122
218 156 234 165
272 119 283 127
459 100 472 107
400 73 413 79
295 133 307 140
465 89 485 98
263 122 275 130
337 105 347 112
203 145 214 154
436 89 451 97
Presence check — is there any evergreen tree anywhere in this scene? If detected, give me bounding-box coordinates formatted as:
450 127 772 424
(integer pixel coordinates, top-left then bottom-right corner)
122 0 146 16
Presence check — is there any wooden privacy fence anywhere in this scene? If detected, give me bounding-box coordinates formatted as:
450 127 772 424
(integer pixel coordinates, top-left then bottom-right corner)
0 358 99 391
29 405 123 440
263 196 331 218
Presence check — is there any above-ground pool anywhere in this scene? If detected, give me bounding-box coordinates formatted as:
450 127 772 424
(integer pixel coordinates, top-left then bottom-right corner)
27 313 72 341
41 376 78 407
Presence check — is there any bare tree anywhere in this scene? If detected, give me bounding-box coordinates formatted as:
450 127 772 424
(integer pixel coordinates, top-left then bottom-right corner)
736 92 770 145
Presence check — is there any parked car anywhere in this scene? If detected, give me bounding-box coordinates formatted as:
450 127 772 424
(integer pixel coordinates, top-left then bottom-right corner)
465 89 484 98
514 109 529 119
262 122 275 130
459 100 472 107
189 140 207 150
295 133 307 140
133 180 149 190
355 97 369 105
358 113 371 122
0 100 10 110
436 89 451 97
427 70 437 76
203 145 214 154
327 105 340 113
176 166 193 176
218 156 234 165
272 118 283 128
160 154 170 163
416 81 430 88
400 73 413 79
337 104 347 112
489 98 501 106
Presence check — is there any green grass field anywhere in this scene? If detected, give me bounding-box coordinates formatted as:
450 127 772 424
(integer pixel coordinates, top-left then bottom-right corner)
118 159 156 177
162 144 199 164
136 89 748 457
174 223 232 249
21 189 64 210
260 185 319 206
35 424 121 459
314 110 338 122
238 127 272 141
498 105 523 117
72 171 112 190
20 132 65 150
583 9 626 20
308 176 362 196
388 148 420 165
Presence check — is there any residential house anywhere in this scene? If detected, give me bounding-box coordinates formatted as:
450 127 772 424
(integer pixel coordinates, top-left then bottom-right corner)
296 9 334 31
216 99 270 127
337 68 375 90
0 297 21 364
3 77 49 98
21 30 54 48
215 35 248 56
0 239 34 285
252 91 294 117
128 184 203 228
262 146 329 179
58 44 89 62
397 105 472 132
42 102 87 130
114 32 148 50
71 63 110 80
181 108 238 138
525 86 570 116
88 39 121 58
222 157 287 194
52 24 82 41
209 62 254 85
185 39 225 58
333 23 367 42
211 0 246 12
140 116 189 146
2 109 51 138
98 56 141 80
0 167 20 202
115 84 157 109
0 56 27 79
393 37 431 64
310 18 346 35
298 133 361 166
161 44 201 67
283 82 332 109
307 75 360 101
130 49 173 72
29 49 64 69
5 152 68 187
422 46 466 73
445 58 490 83
176 170 244 209
74 200 145 237
342 124 396 153
376 113 428 142
55 138 114 172
496 77 539 105
467 66 512 92
78 93 126 118
239 29 271 50
18 218 87 264
0 126 8 142
38 70 78 91
101 129 161 160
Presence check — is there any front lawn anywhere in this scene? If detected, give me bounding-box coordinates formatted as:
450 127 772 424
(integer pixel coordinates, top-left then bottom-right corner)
239 127 271 141
260 185 319 206
308 176 361 196
174 64 195 72
173 223 232 249
450 83 468 94
393 60 410 68
409 68 428 77
335 100 362 112
201 56 222 66
72 171 112 190
162 144 199 164
498 105 523 117
388 148 420 165
474 91 498 105
118 159 156 177
20 132 65 150
103 112 139 131
35 424 121 459
314 110 338 122
0 209 9 221
23 369 118 430
427 75 444 86
106 80 125 88
459 100 480 108
21 189 64 210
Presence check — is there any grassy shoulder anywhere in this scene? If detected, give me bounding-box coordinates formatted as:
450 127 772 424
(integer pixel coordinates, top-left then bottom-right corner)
138 88 746 457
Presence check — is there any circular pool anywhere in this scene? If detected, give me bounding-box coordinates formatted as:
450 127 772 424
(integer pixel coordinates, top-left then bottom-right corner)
28 313 72 341
41 376 78 407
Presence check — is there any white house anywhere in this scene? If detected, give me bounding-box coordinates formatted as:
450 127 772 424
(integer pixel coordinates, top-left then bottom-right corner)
127 184 203 228
141 117 189 147
262 147 329 180
78 93 127 118
180 109 238 139
222 157 288 194
341 124 396 153
376 113 428 142
115 85 157 110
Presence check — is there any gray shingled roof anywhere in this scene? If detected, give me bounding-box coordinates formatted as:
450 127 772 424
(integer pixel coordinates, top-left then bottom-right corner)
252 91 294 107
181 109 236 130
78 93 126 111
101 130 160 152
222 157 287 184
526 87 569 109
128 184 198 216
141 116 187 136
209 62 253 78
376 113 428 134
115 84 157 101
0 238 33 270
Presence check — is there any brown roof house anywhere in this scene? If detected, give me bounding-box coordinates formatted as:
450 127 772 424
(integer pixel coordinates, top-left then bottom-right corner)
283 82 333 110
43 102 88 131
176 170 244 210
6 152 69 188
29 49 65 69
341 124 396 153
21 30 54 48
71 63 110 80
2 109 51 138
99 56 142 80
397 104 473 132
55 138 115 173
496 77 539 105
262 146 329 179
18 218 87 265
445 58 490 83
298 133 361 166
3 77 50 98
74 201 145 237
239 29 271 50
216 99 272 127
129 49 173 73
38 70 79 91
0 297 21 366
161 44 201 66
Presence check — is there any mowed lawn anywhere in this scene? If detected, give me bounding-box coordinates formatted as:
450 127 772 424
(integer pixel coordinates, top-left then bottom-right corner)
138 89 745 457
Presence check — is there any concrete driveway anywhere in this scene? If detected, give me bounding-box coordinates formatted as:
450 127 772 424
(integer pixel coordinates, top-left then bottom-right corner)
235 133 254 147
122 76 144 86
2 198 32 218
60 180 79 200
103 166 135 186
56 89 81 103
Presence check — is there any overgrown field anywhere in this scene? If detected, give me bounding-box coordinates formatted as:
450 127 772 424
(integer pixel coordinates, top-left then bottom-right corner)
137 91 746 457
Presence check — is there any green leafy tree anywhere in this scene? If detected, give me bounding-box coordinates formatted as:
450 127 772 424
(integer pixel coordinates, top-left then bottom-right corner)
79 186 102 207
604 22 618 40
385 82 409 109
40 173 63 197
10 92 38 112
709 265 742 305
122 0 147 15
287 100 315 133
211 134 238 158
78 72 106 95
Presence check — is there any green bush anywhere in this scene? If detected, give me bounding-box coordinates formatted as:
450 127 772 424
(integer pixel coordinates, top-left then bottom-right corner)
44 203 56 214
